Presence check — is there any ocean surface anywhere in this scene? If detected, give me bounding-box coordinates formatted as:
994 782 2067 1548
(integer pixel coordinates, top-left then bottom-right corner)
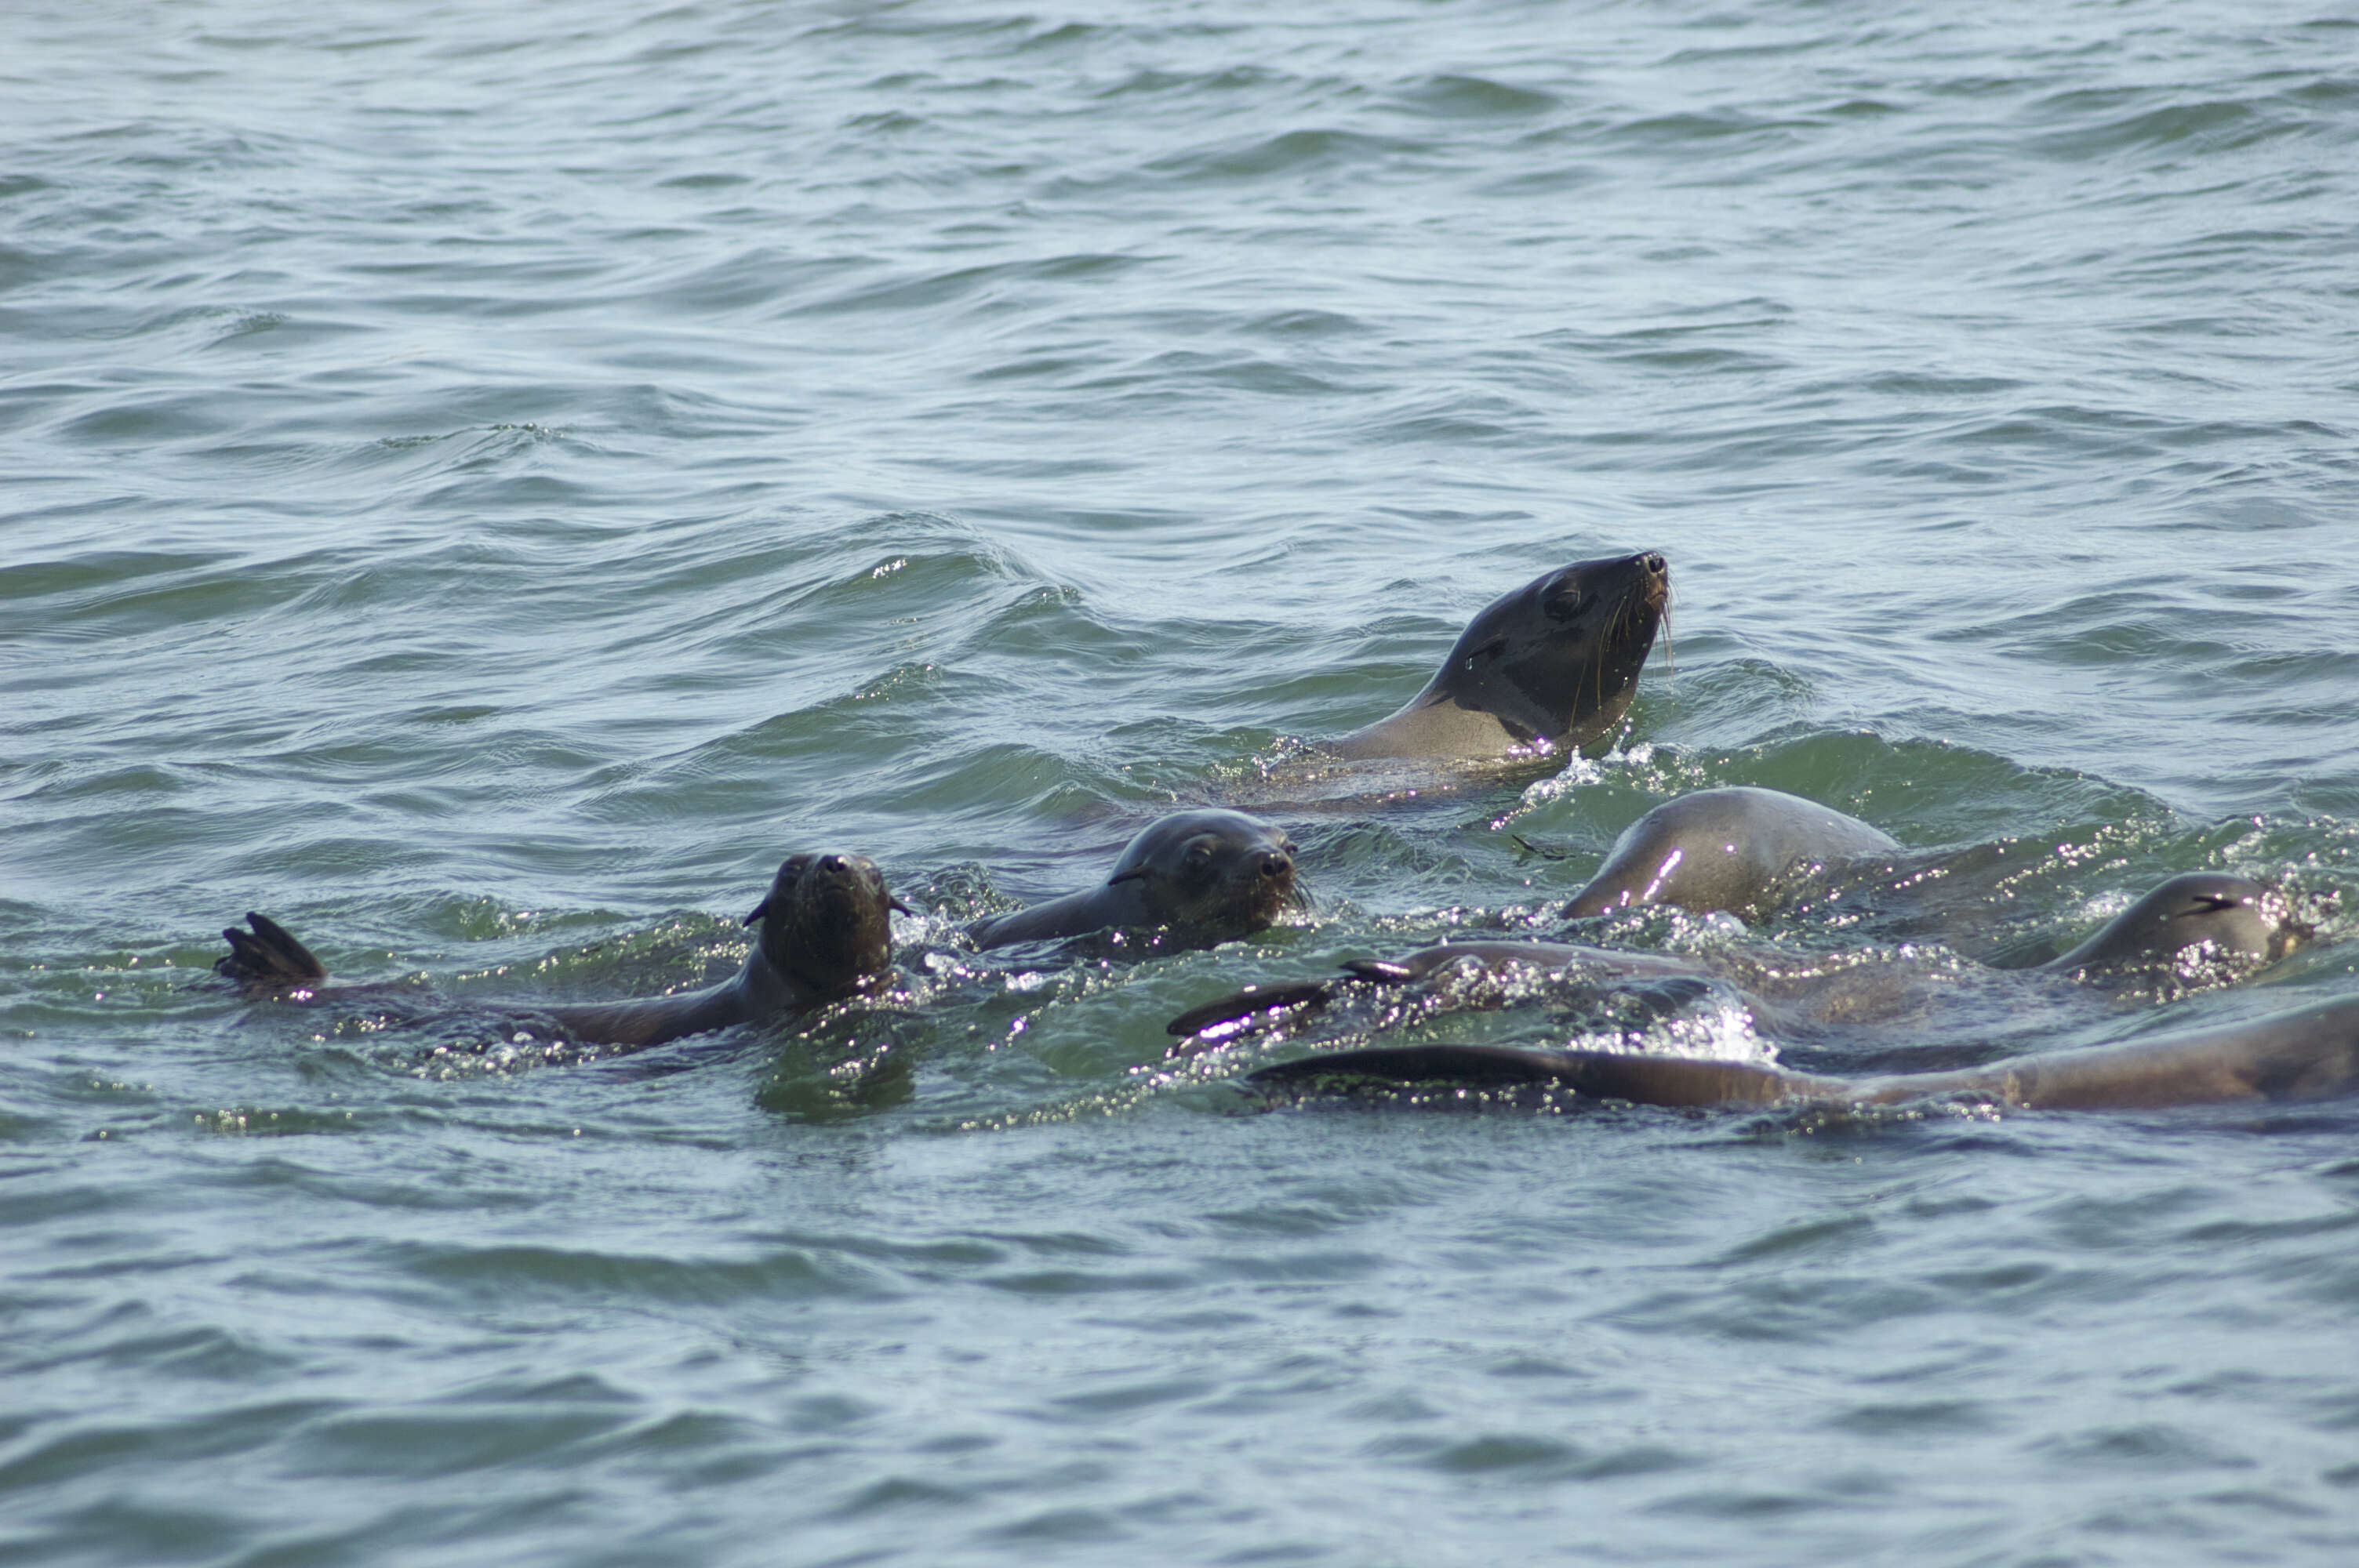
7 0 2359 1561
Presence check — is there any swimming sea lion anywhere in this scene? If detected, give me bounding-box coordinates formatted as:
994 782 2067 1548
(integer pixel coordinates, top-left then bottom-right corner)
1321 551 1669 762
216 851 904 1051
1565 786 1900 920
1245 993 2359 1114
1170 786 1899 1042
969 809 1297 949
1167 872 2305 1043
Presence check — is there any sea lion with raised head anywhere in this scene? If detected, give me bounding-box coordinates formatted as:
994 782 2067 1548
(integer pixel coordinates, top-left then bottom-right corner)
1320 551 1669 762
1565 786 1900 921
1245 993 2359 1115
216 851 904 1051
969 809 1297 949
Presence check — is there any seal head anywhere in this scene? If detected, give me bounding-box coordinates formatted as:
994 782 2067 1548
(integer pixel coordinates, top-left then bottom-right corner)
744 851 907 1004
970 809 1297 949
2041 872 2306 982
1324 550 1669 761
1104 809 1298 931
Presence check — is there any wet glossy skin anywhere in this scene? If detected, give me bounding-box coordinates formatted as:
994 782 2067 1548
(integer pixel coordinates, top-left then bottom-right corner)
1565 787 1901 921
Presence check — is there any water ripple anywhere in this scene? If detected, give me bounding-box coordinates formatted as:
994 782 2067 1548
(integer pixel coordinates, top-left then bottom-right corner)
6 1 2359 1563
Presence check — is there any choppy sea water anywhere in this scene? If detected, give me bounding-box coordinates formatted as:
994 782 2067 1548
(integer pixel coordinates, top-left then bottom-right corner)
7 0 2359 1561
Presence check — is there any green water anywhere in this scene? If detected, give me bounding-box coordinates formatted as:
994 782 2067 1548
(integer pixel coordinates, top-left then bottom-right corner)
6 1 2359 1562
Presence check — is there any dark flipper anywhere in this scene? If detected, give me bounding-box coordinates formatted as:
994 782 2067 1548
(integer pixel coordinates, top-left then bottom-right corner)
1250 1044 1826 1108
1165 980 1334 1044
1169 947 1703 1050
1165 956 1431 1043
216 913 329 992
1249 1044 1579 1091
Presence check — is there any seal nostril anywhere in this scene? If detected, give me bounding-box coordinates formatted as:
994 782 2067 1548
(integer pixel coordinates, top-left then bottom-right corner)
1262 854 1289 877
1641 553 1667 574
820 854 845 873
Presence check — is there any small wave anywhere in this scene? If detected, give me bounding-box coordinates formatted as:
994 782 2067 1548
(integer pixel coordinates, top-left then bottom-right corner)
1390 74 1559 122
1145 126 1426 184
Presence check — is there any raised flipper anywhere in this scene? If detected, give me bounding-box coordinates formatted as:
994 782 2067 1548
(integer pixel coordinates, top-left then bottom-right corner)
215 913 329 993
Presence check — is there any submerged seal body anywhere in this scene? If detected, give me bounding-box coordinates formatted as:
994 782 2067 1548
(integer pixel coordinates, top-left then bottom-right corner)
1247 994 2359 1115
1565 786 1899 920
1170 870 2306 1046
1165 939 1713 1042
1216 869 2318 1112
1321 551 1669 763
216 851 903 1051
969 809 1297 949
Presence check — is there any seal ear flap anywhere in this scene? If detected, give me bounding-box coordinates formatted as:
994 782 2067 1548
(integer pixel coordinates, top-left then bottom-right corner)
743 897 771 927
1107 866 1151 887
